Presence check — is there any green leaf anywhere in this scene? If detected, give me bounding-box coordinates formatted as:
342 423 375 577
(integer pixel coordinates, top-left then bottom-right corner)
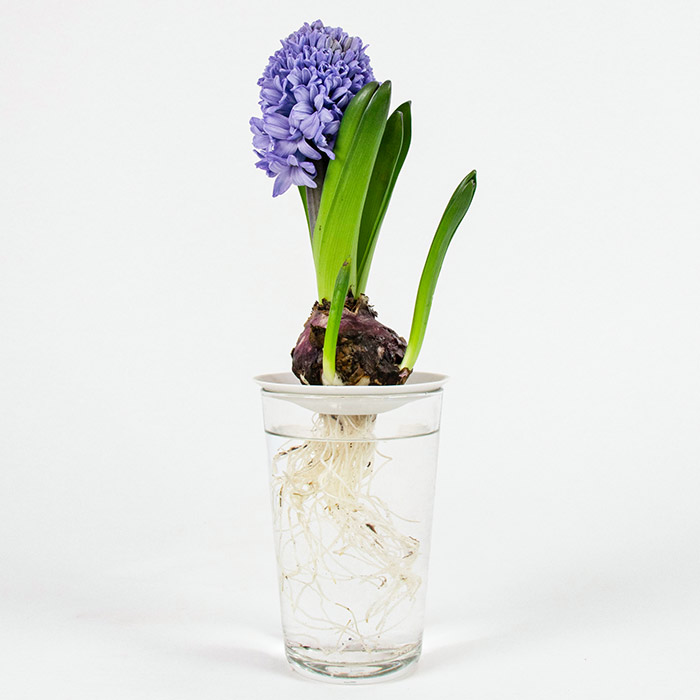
400 170 477 370
356 101 412 294
322 258 352 385
393 101 412 174
312 81 392 300
312 82 378 239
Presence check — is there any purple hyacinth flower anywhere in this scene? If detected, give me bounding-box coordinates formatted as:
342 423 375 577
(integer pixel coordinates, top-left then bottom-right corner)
250 20 375 197
268 154 317 197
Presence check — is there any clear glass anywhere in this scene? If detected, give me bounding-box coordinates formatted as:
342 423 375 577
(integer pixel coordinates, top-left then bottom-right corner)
260 388 443 683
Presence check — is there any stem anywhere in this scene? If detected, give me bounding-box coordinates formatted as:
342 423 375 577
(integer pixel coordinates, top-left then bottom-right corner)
304 158 327 237
298 186 310 235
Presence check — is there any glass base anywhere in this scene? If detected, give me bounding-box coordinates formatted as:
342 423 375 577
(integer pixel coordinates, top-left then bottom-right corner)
285 641 421 684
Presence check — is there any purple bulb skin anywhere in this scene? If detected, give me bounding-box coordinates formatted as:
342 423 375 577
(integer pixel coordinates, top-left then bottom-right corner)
291 295 411 386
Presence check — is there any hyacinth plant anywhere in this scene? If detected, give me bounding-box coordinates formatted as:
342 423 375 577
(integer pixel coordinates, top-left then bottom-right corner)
252 21 477 662
251 20 476 387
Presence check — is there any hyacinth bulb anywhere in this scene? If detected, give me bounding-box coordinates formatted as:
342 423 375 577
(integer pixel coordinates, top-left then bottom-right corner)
291 295 410 386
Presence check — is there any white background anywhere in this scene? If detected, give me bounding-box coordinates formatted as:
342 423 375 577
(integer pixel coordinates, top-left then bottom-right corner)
1 1 699 697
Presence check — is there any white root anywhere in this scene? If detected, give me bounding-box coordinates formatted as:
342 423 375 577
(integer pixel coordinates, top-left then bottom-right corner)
272 413 421 652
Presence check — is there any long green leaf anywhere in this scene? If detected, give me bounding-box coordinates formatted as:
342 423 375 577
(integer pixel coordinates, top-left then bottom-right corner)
393 102 412 173
356 101 411 294
322 258 352 385
313 82 378 239
312 81 392 300
400 170 477 370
